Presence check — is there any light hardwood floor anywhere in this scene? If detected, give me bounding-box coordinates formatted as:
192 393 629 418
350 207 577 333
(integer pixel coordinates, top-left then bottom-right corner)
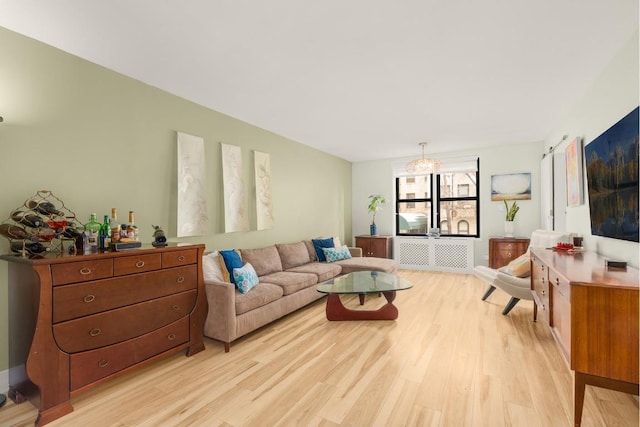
2 270 638 426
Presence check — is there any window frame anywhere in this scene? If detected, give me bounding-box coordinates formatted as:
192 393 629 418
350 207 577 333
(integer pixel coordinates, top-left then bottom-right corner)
395 158 480 238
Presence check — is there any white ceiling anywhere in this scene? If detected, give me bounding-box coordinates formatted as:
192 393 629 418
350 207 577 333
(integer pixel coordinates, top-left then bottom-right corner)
0 1 637 162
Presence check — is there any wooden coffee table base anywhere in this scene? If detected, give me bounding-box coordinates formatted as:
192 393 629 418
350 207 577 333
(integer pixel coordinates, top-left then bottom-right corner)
325 291 398 321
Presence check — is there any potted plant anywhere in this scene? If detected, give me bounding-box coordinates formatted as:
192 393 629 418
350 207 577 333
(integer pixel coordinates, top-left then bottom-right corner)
503 200 519 237
368 195 387 236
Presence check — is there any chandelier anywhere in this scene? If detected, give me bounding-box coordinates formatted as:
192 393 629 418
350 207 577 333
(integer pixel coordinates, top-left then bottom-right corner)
406 142 441 174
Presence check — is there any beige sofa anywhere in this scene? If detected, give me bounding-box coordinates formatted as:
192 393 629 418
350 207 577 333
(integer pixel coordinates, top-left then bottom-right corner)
203 239 398 351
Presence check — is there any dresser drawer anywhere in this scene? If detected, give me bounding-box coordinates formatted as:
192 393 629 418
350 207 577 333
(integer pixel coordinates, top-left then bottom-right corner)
53 265 198 322
113 253 162 276
549 269 571 298
70 316 189 391
53 290 197 352
162 248 198 268
51 259 114 286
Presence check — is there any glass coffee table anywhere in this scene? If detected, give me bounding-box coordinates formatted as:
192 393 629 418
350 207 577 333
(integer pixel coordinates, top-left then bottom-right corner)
316 271 413 320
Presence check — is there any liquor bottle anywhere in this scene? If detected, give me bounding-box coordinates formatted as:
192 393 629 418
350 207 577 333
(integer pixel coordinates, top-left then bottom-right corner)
99 215 110 251
0 223 31 240
84 213 101 253
110 208 121 243
10 211 49 228
10 240 50 255
127 211 139 241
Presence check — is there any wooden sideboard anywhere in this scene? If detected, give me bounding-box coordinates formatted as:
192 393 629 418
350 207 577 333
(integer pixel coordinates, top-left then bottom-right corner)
355 235 393 258
488 237 529 268
529 248 639 427
1 243 207 426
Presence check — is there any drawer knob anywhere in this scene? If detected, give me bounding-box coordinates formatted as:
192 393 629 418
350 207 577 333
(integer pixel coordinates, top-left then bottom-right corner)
167 333 176 341
555 278 559 285
83 294 96 303
98 359 109 368
507 252 512 257
172 305 180 311
541 290 546 296
135 261 145 268
79 267 92 275
176 276 185 284
177 256 186 262
89 328 102 337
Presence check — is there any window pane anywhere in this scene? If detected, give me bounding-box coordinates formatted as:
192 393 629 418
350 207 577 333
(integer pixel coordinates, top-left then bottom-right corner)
440 173 476 197
439 201 477 235
398 176 431 199
398 202 430 234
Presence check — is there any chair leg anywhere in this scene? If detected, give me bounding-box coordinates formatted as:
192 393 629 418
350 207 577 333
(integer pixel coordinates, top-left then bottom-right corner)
481 285 496 301
502 297 520 315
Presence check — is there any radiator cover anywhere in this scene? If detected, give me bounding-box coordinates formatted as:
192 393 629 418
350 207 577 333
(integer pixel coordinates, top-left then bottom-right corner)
394 237 474 273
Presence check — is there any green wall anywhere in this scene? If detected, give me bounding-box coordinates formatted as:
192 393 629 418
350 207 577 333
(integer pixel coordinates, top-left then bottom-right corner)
0 27 352 375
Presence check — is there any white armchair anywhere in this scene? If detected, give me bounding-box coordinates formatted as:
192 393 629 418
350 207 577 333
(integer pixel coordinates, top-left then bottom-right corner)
474 229 572 315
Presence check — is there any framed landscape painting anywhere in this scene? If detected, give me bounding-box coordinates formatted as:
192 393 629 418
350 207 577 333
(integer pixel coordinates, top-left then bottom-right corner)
491 173 532 201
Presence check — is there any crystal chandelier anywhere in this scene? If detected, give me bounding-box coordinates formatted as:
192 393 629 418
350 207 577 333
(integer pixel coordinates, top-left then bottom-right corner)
406 142 441 174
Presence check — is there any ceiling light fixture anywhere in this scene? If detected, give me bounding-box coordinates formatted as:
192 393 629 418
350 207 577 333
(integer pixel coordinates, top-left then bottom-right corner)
406 142 441 174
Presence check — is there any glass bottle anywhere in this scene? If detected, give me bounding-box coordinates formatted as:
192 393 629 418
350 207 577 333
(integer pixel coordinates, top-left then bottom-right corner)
84 213 101 253
99 215 110 251
110 208 121 243
127 211 139 241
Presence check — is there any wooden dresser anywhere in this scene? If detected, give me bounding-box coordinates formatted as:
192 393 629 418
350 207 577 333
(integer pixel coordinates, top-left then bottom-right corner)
355 235 393 258
1 243 207 426
529 248 639 427
488 237 529 268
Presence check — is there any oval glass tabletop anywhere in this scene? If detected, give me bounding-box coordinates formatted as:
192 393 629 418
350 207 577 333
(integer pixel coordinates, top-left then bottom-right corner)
316 270 412 295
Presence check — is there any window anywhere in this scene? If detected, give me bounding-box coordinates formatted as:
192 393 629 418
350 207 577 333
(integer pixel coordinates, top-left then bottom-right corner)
396 176 431 234
396 158 479 237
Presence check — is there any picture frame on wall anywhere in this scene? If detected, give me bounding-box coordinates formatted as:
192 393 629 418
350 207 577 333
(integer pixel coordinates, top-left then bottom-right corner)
565 137 584 206
490 173 532 201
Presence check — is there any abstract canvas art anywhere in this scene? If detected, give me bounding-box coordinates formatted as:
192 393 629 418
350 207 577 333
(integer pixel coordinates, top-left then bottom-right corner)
177 132 208 237
254 150 274 230
491 173 532 201
565 137 584 206
221 143 249 233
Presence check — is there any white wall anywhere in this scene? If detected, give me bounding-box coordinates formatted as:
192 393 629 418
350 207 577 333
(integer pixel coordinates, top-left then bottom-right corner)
352 141 544 267
545 30 639 267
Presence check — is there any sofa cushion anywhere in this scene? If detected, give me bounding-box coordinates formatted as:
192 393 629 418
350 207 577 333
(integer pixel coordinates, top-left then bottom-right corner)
303 240 318 262
240 245 283 277
498 252 531 277
233 262 260 294
276 242 311 270
322 245 352 262
203 251 224 283
287 262 342 282
235 283 284 315
312 237 335 262
335 257 398 275
259 271 318 296
219 249 243 284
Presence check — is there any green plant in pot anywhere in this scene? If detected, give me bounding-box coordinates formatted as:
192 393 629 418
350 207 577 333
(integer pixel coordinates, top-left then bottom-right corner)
503 200 519 237
368 195 387 236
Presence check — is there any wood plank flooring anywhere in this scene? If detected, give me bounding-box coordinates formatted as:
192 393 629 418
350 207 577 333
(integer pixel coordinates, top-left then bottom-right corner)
1 270 638 426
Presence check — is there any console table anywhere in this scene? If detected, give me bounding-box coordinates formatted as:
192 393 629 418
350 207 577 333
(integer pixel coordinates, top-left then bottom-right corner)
1 243 207 426
529 248 639 427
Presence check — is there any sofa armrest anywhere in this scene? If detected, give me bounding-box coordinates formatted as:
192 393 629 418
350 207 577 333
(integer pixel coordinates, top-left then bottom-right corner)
203 279 237 345
348 246 363 257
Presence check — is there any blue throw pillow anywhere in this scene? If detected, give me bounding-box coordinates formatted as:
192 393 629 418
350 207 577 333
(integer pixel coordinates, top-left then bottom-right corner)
312 237 335 262
322 246 352 262
233 263 259 294
219 249 243 284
